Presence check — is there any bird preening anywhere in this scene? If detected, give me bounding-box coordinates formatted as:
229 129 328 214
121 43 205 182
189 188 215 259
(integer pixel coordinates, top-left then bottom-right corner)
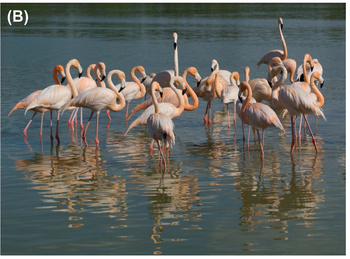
10 18 326 168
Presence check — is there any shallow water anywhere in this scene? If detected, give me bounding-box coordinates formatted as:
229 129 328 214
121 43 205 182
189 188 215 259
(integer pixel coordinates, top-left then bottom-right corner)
1 3 345 255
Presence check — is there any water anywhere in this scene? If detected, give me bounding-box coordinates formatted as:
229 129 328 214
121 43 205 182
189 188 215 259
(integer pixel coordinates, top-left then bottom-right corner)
1 3 345 255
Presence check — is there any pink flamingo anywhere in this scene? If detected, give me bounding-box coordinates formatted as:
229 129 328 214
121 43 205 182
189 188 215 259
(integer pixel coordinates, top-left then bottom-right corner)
210 59 232 86
194 69 226 126
69 62 107 130
60 69 126 146
8 65 66 138
257 17 287 67
267 64 326 153
126 66 201 121
108 66 146 121
25 59 83 144
147 82 175 168
237 81 284 159
215 71 240 129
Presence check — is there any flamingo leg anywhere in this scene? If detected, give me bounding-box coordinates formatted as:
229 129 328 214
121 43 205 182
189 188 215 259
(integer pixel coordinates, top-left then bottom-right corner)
23 112 37 137
298 115 303 146
242 121 245 142
50 110 54 143
125 103 129 120
157 140 166 167
106 110 111 120
80 108 84 131
208 101 212 125
227 104 231 128
40 113 44 137
82 111 94 146
233 102 237 131
68 109 75 126
262 129 265 147
204 102 209 125
303 114 318 153
315 117 318 135
257 130 264 159
247 126 250 150
55 111 60 144
290 116 296 153
95 112 99 146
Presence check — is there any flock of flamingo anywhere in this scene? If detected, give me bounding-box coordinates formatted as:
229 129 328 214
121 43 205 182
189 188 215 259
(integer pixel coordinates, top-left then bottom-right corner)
9 17 326 166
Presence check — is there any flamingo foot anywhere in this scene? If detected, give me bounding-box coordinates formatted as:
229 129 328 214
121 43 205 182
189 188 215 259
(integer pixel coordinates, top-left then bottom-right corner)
23 129 27 136
228 124 231 129
260 152 264 160
80 124 84 131
95 138 99 147
56 135 60 144
290 141 295 153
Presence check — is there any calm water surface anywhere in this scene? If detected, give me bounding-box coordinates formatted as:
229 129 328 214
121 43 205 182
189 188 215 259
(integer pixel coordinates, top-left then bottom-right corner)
1 3 345 255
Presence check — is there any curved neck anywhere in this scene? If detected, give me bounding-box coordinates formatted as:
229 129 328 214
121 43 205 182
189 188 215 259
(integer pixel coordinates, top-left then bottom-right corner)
279 21 287 59
303 55 311 85
271 67 287 105
65 61 79 97
86 64 96 80
93 66 106 88
240 82 252 112
310 75 324 107
213 72 223 99
151 84 160 114
131 67 146 96
182 69 199 111
53 68 61 85
107 72 126 111
170 77 185 115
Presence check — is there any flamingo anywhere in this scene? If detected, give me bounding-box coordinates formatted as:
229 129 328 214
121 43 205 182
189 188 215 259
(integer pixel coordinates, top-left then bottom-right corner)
243 66 272 103
296 57 323 83
215 71 240 129
8 65 66 139
25 59 82 144
237 81 284 159
109 66 146 120
268 57 297 84
308 71 325 134
151 32 179 88
60 69 126 146
124 76 186 136
69 62 107 129
267 64 326 153
194 67 227 126
143 72 156 99
210 59 232 86
147 82 175 168
257 17 287 67
126 66 201 120
236 93 257 148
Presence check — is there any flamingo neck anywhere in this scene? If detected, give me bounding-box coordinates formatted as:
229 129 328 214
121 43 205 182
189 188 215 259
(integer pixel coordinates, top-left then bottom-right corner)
151 85 160 114
53 68 61 85
310 76 324 108
107 72 126 111
271 67 287 107
174 40 179 77
131 67 146 96
170 79 185 115
241 83 251 113
66 61 79 98
183 70 199 111
303 55 311 85
279 21 287 60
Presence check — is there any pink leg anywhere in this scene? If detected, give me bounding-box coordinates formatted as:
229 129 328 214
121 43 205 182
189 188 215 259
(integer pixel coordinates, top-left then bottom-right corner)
95 112 99 146
233 102 237 131
50 111 54 143
125 103 129 120
106 110 111 120
80 108 84 131
208 101 212 125
257 129 264 159
40 113 44 137
55 111 60 143
227 104 231 128
247 126 251 150
262 129 265 146
23 112 37 136
290 116 296 153
68 109 75 126
204 102 209 125
303 114 318 153
82 111 94 146
242 121 245 142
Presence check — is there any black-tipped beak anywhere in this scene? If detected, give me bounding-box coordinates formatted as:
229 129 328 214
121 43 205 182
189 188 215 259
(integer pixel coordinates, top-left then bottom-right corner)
141 77 146 84
101 75 106 81
268 81 272 88
197 80 201 87
118 86 125 93
238 92 243 103
79 72 83 78
281 23 283 30
211 67 214 72
311 66 314 72
174 42 177 50
320 82 324 88
182 88 187 95
160 91 163 98
61 77 66 84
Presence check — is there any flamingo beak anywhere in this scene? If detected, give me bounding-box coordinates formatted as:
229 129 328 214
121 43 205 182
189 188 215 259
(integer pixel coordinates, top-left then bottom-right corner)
79 72 83 78
197 80 201 87
100 75 106 81
118 86 125 93
320 81 324 88
141 77 146 84
281 23 283 30
159 91 163 98
182 88 187 95
238 91 243 103
174 42 177 50
268 81 272 88
61 77 66 84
